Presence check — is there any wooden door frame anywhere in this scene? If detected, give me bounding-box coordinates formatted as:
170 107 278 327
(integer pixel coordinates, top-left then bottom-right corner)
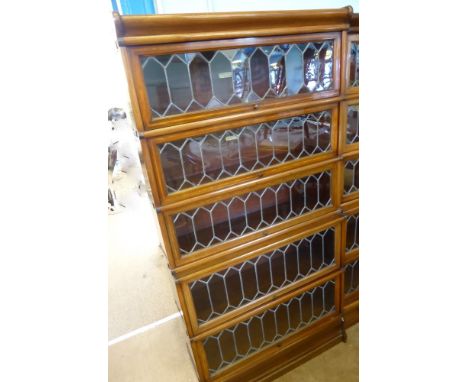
122 32 342 132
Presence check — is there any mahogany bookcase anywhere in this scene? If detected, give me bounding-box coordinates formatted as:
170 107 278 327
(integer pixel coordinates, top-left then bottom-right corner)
114 7 359 381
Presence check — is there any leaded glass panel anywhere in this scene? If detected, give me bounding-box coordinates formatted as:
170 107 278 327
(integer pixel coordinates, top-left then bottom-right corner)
190 227 335 324
349 42 359 87
173 170 332 254
346 105 359 144
159 111 332 193
344 259 359 295
203 279 335 375
141 41 334 119
346 213 359 252
343 159 359 195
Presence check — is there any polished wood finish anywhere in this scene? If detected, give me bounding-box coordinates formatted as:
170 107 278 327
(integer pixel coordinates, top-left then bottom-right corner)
341 150 359 204
208 310 343 382
114 7 354 46
339 97 359 154
115 8 359 381
345 34 359 96
125 32 342 131
181 216 344 336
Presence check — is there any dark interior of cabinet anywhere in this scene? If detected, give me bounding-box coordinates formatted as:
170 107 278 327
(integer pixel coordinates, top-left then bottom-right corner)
159 111 332 193
140 40 334 120
190 227 335 323
202 280 336 375
173 171 332 254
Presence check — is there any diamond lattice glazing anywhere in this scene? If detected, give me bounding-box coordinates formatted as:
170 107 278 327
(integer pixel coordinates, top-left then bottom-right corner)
343 159 359 195
173 171 332 254
141 41 334 119
202 279 335 375
345 213 359 252
159 111 332 193
190 227 335 324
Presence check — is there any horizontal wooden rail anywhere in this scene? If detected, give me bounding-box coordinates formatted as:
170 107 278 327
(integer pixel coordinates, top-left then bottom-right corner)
114 7 355 46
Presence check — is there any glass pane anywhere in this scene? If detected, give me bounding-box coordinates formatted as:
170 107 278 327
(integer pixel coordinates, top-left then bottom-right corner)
303 42 333 92
349 41 359 87
285 45 304 95
344 259 359 295
346 213 359 252
346 104 359 144
211 52 234 104
190 227 335 324
232 49 251 101
173 170 332 254
141 58 170 115
268 46 286 96
159 111 332 193
166 56 192 114
343 159 359 195
250 48 269 98
140 40 334 119
189 54 213 107
203 279 335 375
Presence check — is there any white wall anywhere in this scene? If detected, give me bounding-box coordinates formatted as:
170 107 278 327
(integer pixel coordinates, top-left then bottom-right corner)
156 0 359 14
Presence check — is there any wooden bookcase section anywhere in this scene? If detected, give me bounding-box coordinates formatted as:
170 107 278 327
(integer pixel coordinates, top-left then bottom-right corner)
114 7 359 381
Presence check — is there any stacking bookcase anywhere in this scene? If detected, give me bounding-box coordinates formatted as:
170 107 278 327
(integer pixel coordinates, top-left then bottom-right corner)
114 7 359 381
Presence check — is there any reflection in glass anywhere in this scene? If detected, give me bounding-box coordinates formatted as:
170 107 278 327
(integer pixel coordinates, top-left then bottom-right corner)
285 45 303 95
166 56 192 113
159 111 332 193
346 214 359 252
203 279 335 375
344 259 359 295
250 49 269 98
141 58 170 115
346 105 359 144
232 50 251 100
343 159 359 195
268 46 286 96
349 42 359 87
190 227 335 323
211 52 233 104
140 40 334 119
303 42 333 92
190 54 213 106
173 171 332 254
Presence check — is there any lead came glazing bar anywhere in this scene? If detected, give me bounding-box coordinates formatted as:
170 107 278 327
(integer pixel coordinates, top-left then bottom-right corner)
344 259 359 295
190 227 335 324
343 159 359 195
349 42 359 87
159 111 332 193
346 105 359 144
202 279 335 375
345 213 359 252
173 170 332 254
141 41 334 119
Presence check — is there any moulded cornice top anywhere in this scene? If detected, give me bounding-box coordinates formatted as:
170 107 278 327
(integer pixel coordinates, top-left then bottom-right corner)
113 7 358 46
